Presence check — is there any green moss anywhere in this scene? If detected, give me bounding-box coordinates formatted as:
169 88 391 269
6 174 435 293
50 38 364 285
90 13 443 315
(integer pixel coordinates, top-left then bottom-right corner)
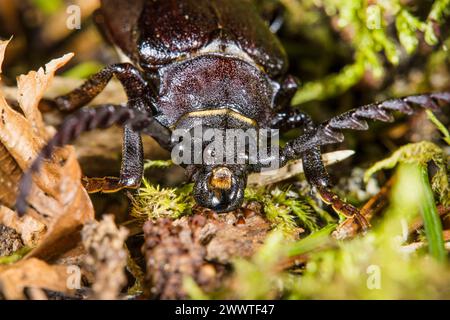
0 246 32 265
131 179 195 221
290 0 449 104
31 0 64 15
245 186 322 235
182 277 210 300
365 141 449 206
144 159 174 170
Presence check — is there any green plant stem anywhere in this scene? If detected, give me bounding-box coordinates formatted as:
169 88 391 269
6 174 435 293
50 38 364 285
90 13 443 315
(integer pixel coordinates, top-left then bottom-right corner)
426 110 450 145
418 164 446 262
287 224 336 257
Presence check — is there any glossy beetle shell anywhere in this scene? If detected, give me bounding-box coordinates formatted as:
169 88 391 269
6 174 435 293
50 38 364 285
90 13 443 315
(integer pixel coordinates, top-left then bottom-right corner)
100 0 288 78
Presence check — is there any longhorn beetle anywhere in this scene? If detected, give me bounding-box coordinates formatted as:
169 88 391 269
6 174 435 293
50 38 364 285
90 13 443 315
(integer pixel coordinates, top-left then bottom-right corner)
16 0 450 231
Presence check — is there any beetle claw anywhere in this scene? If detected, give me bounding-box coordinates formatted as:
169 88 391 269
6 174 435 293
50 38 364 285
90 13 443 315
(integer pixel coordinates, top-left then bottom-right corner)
318 187 371 238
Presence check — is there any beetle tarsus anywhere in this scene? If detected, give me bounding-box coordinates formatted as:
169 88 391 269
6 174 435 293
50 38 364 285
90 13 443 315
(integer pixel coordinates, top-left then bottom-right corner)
317 187 370 231
82 176 140 193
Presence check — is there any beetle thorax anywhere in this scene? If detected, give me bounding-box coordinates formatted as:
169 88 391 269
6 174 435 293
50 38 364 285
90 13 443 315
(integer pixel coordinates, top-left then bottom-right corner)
154 55 279 128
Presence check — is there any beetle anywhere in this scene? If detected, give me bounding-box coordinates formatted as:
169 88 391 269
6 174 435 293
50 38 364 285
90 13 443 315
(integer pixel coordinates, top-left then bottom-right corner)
16 0 450 231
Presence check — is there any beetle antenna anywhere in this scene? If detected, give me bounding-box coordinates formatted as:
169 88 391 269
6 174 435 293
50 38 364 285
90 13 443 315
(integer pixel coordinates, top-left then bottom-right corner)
281 92 450 162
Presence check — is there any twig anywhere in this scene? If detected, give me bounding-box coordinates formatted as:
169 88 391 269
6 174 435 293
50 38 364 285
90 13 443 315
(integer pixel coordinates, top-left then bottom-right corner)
409 205 450 233
332 177 394 240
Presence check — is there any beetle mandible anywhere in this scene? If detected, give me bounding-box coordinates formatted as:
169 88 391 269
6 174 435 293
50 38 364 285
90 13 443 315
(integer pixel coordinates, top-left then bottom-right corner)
16 0 450 231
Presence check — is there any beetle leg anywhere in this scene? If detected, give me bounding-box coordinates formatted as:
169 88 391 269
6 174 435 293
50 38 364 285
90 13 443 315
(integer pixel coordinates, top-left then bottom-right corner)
54 63 152 112
269 104 370 231
53 63 154 193
16 104 171 216
82 176 125 193
302 146 370 232
82 126 144 193
271 108 315 131
274 75 299 111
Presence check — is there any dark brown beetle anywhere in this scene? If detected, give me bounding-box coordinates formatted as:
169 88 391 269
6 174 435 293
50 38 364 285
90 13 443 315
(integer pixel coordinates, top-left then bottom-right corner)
16 0 450 230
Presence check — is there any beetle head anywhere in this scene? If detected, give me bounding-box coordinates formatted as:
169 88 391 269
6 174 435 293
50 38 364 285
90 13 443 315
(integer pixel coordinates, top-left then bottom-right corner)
191 164 247 212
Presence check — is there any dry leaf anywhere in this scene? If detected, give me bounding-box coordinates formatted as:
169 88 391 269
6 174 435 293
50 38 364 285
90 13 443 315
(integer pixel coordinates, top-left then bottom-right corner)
0 40 94 258
0 206 45 246
0 258 73 299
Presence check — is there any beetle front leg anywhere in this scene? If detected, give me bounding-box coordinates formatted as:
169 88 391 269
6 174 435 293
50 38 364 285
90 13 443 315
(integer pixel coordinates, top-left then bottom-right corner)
302 146 370 232
82 125 144 193
53 63 154 193
16 104 171 215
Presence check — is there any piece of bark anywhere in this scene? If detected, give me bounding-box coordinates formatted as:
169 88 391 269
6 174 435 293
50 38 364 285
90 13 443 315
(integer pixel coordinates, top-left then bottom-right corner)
143 215 224 299
204 210 272 264
81 215 128 300
142 207 273 299
0 224 23 256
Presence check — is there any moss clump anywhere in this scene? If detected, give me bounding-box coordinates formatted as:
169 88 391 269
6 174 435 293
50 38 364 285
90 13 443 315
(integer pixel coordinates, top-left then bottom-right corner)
286 0 450 104
131 180 195 221
365 141 449 207
245 187 322 235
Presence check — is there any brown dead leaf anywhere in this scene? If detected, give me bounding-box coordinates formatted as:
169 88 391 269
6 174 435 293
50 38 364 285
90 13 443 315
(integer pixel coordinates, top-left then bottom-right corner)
0 206 46 247
16 52 74 139
0 40 94 258
0 258 73 299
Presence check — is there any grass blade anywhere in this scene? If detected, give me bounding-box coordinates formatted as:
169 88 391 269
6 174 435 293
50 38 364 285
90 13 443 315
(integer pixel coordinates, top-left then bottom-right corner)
418 164 446 262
